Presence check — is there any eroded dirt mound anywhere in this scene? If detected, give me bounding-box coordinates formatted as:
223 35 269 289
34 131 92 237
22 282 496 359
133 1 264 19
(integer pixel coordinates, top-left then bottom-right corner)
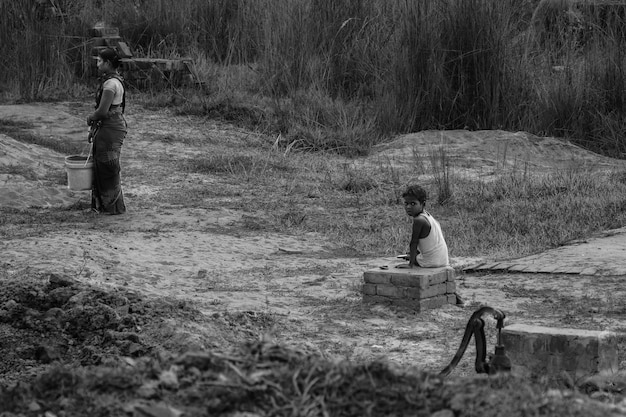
372 129 626 177
0 272 267 387
0 103 89 209
0 133 80 209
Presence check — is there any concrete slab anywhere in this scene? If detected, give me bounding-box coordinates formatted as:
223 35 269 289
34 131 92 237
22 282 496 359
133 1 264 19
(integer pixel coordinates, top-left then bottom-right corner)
507 264 529 272
475 262 501 270
502 323 618 379
460 227 626 277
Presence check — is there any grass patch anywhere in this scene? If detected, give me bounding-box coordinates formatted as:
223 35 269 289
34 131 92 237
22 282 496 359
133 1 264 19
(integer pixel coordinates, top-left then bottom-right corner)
0 119 33 130
0 165 39 181
0 118 84 155
442 167 626 258
196 142 626 260
15 101 613 264
181 150 295 177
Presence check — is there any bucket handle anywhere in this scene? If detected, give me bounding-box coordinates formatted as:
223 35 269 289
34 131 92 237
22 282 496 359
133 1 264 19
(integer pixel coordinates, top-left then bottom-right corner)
84 143 93 167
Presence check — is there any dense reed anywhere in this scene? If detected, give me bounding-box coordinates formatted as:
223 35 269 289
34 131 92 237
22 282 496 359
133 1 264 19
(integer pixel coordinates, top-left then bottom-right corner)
2 0 626 156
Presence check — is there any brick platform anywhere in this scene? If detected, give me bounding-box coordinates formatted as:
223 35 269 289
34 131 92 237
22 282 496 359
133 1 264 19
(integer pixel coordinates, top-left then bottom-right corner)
502 324 618 379
362 266 456 311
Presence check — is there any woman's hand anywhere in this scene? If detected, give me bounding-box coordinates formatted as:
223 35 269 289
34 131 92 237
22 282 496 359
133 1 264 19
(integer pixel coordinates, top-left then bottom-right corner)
87 115 95 126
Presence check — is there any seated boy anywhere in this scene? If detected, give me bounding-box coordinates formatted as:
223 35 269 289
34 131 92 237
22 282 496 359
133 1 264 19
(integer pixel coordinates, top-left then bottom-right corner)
396 185 449 269
396 185 464 305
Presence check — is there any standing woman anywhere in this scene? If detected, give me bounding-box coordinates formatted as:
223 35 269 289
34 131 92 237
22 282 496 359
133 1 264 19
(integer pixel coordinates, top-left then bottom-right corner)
87 48 127 215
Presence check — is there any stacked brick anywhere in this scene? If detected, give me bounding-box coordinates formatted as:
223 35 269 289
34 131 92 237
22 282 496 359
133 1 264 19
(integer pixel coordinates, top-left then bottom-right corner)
362 266 456 311
502 324 618 379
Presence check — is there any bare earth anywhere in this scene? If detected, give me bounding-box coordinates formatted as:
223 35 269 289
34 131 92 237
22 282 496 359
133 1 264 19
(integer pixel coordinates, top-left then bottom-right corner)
2 102 626 382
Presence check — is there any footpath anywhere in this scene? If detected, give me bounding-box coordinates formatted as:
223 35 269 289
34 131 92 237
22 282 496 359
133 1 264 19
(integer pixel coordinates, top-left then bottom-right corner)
464 227 626 277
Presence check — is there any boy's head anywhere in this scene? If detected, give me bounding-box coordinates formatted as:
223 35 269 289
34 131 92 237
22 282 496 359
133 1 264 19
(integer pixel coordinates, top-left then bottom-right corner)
402 185 428 204
402 185 427 216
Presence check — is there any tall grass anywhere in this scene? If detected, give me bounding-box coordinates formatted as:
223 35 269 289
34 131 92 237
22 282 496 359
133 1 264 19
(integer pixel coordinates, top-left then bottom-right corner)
384 0 520 130
0 2 79 100
2 0 626 156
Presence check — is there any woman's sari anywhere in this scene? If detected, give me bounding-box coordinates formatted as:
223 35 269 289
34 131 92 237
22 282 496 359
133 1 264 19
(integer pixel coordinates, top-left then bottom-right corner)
91 74 127 215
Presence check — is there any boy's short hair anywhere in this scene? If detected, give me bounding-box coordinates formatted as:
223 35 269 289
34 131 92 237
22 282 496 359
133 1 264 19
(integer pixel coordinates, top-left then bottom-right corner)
402 185 428 203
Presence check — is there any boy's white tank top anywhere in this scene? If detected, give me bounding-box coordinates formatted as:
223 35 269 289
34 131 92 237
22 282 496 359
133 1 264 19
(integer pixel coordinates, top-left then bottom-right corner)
416 211 449 267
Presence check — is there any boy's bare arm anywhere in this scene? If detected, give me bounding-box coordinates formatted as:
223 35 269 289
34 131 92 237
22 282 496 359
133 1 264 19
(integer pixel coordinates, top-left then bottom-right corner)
408 219 425 266
397 216 429 268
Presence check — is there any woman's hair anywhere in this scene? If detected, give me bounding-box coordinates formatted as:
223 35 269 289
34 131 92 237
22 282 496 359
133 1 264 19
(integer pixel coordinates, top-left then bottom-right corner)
98 48 121 69
402 185 428 203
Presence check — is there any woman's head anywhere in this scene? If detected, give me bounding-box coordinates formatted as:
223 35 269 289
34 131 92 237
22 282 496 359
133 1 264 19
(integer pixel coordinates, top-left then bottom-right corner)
97 48 121 70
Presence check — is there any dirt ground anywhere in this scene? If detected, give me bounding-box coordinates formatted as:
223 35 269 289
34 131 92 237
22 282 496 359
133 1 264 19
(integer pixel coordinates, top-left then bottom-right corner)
2 102 626 414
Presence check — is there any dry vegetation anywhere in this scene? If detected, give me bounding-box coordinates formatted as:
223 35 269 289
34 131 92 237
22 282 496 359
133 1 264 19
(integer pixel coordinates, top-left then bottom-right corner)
2 0 626 155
